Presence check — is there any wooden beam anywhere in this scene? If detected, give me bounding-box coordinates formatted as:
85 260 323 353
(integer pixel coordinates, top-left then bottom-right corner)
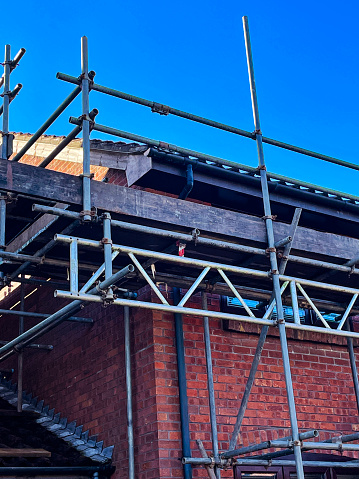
0 449 51 457
1 159 359 261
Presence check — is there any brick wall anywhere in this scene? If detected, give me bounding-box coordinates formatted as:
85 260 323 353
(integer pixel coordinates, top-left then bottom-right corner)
150 291 359 478
0 284 162 478
1 282 359 478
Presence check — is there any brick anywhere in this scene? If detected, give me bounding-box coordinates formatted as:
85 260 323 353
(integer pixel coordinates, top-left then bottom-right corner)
1 286 359 478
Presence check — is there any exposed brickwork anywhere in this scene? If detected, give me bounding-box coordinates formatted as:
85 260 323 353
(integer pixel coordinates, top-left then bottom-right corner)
0 284 161 479
105 168 128 186
1 280 359 478
18 155 108 181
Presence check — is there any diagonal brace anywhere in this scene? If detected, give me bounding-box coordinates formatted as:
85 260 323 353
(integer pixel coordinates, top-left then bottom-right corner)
128 252 168 305
178 267 210 307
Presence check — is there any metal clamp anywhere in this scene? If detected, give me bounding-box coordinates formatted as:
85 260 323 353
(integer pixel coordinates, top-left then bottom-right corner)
102 291 115 306
78 72 90 82
78 113 92 124
95 282 114 305
101 237 113 245
262 215 277 221
0 192 16 204
79 172 95 179
80 209 97 220
266 247 276 254
151 102 170 115
208 455 215 469
191 228 200 245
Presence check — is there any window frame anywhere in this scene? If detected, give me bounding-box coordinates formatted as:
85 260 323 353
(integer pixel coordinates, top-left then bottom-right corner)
234 465 283 479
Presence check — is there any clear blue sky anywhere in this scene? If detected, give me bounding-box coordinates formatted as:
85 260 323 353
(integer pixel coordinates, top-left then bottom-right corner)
2 0 359 196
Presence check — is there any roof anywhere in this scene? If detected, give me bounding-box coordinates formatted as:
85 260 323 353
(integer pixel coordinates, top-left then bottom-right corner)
0 376 114 470
7 132 359 206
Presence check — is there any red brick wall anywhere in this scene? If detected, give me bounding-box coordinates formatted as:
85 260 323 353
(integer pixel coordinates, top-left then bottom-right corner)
1 284 359 478
150 290 359 478
0 284 162 478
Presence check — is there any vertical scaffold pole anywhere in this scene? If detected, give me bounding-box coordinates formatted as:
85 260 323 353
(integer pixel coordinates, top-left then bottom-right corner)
347 335 359 414
69 239 79 293
202 292 220 478
242 16 304 479
1 45 11 160
81 36 92 222
0 194 6 282
17 280 25 412
0 197 6 250
102 213 113 299
124 305 135 479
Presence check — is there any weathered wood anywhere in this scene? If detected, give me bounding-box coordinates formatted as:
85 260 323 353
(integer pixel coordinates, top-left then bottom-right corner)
6 202 68 253
1 159 359 261
126 153 152 186
0 448 51 457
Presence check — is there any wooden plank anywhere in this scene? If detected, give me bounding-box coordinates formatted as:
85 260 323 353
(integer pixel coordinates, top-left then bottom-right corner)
126 154 152 186
0 159 81 203
6 202 68 253
0 449 51 457
1 159 359 261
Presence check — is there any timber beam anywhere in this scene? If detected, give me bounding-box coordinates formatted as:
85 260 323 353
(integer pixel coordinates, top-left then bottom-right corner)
1 159 359 262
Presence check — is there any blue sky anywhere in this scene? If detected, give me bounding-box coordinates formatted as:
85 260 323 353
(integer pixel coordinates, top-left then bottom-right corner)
2 0 359 196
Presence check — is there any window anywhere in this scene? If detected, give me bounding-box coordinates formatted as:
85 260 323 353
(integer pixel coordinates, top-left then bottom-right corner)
224 296 342 327
241 474 280 479
288 474 325 479
235 466 283 479
235 460 359 479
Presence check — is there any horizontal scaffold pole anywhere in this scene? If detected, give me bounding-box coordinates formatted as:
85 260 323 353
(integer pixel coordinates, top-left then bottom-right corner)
33 204 359 277
53 294 359 340
182 458 359 468
223 430 318 459
58 72 359 171
54 234 359 297
0 308 92 323
68 118 359 204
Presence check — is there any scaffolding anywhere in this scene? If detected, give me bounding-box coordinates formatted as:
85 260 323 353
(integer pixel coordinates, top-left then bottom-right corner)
1 16 359 479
